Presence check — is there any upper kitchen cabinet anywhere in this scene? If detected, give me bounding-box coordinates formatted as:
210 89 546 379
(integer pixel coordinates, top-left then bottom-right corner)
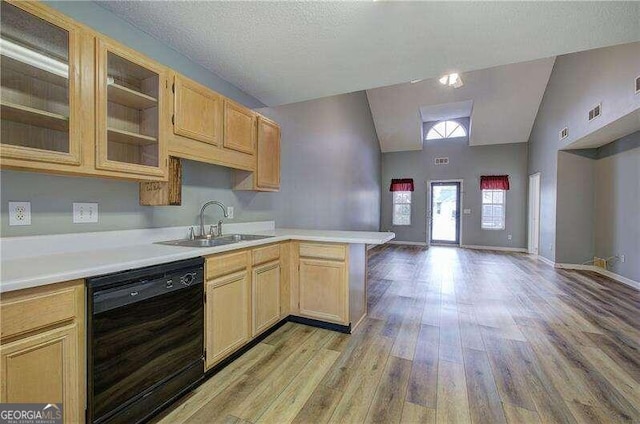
95 37 168 178
256 115 281 190
223 99 256 155
173 74 222 146
233 114 281 192
0 0 82 167
168 73 254 171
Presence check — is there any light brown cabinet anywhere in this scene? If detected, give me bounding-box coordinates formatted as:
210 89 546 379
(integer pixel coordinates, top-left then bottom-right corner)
205 270 251 369
0 0 83 167
252 260 281 337
95 37 167 178
0 280 84 424
173 74 222 146
256 116 281 190
233 114 281 192
298 257 349 325
223 99 256 155
0 1 169 182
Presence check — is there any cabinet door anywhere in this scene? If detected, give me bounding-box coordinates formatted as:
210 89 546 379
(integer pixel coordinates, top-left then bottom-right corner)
256 116 280 190
223 100 255 155
0 1 82 167
299 258 348 324
173 74 222 146
95 37 167 177
205 270 250 369
252 260 281 336
1 323 81 424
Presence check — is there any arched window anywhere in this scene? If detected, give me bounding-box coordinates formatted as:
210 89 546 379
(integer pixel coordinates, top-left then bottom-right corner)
426 120 467 140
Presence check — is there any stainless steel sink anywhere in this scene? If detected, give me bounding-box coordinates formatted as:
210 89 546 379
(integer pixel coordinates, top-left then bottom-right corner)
156 234 274 248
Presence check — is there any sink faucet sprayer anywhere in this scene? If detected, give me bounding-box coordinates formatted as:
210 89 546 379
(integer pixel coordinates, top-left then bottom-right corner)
199 201 229 238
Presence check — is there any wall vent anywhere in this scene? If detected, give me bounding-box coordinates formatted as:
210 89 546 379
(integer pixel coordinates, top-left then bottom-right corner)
434 157 449 165
636 75 640 94
559 127 568 141
588 103 601 122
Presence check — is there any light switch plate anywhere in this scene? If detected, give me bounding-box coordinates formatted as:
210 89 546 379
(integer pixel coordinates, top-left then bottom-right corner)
73 203 98 223
9 201 31 226
463 209 471 215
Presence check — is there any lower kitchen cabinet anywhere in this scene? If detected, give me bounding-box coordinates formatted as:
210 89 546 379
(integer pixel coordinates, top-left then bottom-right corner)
0 280 84 424
252 260 280 337
298 257 348 325
205 270 251 369
1 324 80 418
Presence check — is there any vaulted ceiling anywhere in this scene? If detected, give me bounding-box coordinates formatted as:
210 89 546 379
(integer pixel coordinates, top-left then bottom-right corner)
97 1 639 107
367 58 556 151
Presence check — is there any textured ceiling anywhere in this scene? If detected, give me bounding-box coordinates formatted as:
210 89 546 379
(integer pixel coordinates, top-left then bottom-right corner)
367 58 555 151
97 1 640 107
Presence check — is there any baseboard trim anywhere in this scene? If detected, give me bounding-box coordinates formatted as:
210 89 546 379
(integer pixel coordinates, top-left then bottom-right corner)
557 263 639 290
536 255 555 266
461 244 528 253
387 241 428 247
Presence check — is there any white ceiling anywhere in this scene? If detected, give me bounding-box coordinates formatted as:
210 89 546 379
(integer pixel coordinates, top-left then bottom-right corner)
367 58 556 152
96 1 640 107
564 109 640 150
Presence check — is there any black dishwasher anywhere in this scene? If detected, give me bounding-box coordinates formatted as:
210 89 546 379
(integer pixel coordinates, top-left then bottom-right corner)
87 257 204 424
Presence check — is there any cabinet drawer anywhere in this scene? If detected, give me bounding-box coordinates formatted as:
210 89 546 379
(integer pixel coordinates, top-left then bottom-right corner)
1 283 80 340
252 244 280 266
206 250 249 280
299 243 346 261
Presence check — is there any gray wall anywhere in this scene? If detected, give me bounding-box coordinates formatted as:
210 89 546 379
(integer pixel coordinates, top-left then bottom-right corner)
43 1 263 108
556 151 595 264
528 42 640 261
258 91 381 231
1 91 382 236
593 133 640 282
381 119 528 248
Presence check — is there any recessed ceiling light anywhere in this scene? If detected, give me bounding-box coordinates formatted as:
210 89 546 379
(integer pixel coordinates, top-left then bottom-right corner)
439 73 463 88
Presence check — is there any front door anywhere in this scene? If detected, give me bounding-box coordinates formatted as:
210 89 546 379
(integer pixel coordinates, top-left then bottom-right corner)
430 182 461 245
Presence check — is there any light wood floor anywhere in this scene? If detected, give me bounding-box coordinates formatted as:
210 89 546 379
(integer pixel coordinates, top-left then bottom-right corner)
157 245 640 424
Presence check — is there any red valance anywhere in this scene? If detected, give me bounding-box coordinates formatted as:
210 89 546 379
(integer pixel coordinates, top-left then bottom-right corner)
480 175 510 190
390 178 414 192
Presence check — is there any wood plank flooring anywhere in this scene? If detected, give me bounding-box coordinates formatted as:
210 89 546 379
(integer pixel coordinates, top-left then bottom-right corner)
157 245 640 424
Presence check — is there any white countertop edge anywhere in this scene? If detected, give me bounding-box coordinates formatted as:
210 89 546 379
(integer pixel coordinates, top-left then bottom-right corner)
0 229 395 293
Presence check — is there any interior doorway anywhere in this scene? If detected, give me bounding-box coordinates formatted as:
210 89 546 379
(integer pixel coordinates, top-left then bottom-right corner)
429 181 461 245
528 173 541 255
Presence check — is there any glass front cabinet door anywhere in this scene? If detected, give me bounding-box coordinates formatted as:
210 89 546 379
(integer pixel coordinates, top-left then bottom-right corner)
95 38 167 177
0 0 82 166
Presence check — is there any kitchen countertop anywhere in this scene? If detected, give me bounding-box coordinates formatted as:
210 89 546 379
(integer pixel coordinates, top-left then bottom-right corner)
0 227 395 293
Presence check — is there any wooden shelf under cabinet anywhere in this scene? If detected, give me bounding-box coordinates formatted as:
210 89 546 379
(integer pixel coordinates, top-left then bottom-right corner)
1 102 69 132
107 127 157 146
107 82 157 109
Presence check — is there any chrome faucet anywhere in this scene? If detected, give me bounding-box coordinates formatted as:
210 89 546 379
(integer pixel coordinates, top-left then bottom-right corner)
199 201 229 238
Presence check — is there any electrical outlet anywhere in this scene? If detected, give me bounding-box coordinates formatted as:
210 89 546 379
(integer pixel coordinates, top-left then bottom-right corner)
620 254 625 263
73 203 98 223
8 201 31 226
507 234 512 241
227 206 234 219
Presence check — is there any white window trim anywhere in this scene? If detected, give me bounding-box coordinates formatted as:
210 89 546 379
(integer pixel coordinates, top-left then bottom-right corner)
392 191 412 226
481 189 506 231
426 120 467 140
